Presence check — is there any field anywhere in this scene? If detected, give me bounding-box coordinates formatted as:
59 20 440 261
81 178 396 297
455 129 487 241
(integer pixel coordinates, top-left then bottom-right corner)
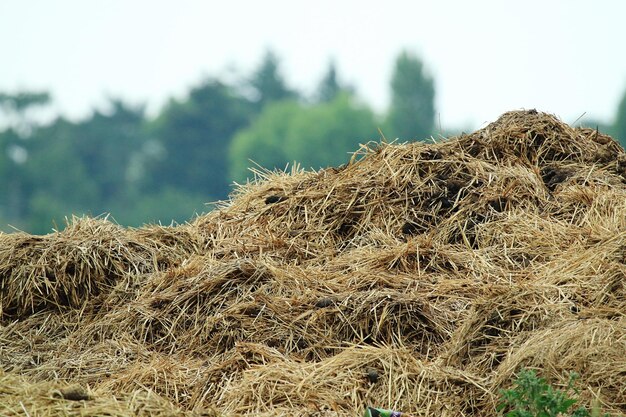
1 110 625 416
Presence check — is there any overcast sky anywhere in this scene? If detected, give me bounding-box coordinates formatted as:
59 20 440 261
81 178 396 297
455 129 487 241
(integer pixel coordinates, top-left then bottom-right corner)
2 0 625 130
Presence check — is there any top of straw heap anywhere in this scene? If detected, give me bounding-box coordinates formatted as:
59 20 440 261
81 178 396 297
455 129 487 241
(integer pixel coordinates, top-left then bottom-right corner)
0 110 625 416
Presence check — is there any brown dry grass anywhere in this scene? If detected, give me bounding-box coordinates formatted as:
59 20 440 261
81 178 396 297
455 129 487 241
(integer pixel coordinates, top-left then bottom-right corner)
0 110 625 416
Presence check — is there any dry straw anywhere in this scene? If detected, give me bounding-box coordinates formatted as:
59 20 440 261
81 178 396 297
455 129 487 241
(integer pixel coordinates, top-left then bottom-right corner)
0 110 625 416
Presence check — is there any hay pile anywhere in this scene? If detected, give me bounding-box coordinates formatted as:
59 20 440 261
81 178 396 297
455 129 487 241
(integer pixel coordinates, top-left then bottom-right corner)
1 110 625 416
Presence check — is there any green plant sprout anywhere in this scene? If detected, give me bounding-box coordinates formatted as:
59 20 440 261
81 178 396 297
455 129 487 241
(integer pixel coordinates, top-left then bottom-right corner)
497 369 609 417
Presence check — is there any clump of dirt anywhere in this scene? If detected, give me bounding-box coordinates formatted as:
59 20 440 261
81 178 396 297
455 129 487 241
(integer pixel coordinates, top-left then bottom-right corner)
1 110 624 416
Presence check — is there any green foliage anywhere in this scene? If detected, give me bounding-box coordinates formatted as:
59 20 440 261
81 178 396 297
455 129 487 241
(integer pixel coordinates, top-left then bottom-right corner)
249 50 298 109
27 191 87 234
0 131 32 228
6 51 626 235
0 128 29 221
25 119 100 210
612 91 626 148
497 369 608 417
145 79 255 199
72 100 148 206
315 60 344 103
0 91 52 137
20 102 150 233
0 91 50 114
1 53 441 233
386 51 435 141
284 93 377 169
229 100 299 183
111 188 207 226
229 93 377 183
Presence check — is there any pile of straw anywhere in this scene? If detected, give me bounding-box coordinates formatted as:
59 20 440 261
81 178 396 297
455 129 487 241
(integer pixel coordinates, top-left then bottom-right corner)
1 110 624 416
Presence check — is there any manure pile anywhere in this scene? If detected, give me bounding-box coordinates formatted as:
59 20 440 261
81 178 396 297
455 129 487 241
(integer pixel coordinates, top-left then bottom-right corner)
1 110 625 416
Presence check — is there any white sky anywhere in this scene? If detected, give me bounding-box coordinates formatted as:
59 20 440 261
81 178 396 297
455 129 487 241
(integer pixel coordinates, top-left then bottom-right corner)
1 0 625 129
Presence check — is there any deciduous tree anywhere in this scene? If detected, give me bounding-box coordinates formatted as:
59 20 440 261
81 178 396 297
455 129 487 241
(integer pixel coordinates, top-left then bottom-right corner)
229 94 377 182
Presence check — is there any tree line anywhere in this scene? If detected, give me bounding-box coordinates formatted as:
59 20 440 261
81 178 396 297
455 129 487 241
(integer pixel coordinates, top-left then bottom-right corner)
1 51 624 234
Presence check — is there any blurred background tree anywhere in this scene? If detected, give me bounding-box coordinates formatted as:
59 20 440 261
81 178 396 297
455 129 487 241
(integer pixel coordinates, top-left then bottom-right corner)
24 117 99 232
229 100 299 183
315 60 354 104
0 91 50 113
8 50 625 234
0 91 51 136
143 79 255 199
229 60 371 183
0 127 28 225
249 50 299 110
72 100 147 210
612 91 626 148
284 93 377 169
386 51 435 141
229 93 377 183
0 91 52 231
